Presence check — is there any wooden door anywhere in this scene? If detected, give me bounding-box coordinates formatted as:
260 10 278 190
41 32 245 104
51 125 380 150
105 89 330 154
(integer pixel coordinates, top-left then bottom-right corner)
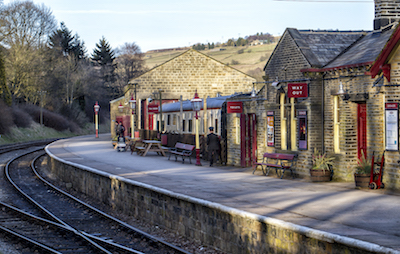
240 114 246 167
357 103 367 160
149 114 154 131
240 113 257 167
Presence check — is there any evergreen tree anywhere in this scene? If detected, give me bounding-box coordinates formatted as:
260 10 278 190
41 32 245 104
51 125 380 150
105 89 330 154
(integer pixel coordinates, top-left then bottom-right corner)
49 22 86 60
91 36 117 97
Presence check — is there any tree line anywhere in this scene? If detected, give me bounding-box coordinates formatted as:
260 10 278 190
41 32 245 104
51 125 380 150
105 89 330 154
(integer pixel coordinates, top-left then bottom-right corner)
192 32 276 50
0 0 147 127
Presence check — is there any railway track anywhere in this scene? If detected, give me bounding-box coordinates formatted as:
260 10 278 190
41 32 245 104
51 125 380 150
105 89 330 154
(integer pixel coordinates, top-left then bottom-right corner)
1 146 192 254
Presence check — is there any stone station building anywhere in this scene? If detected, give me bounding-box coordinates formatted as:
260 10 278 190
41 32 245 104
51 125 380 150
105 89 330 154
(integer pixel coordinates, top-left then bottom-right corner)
226 0 400 191
110 49 256 138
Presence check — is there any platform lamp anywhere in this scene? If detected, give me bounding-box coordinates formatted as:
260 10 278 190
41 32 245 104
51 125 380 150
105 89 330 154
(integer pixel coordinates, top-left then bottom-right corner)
191 91 203 166
94 102 100 138
118 102 124 113
129 95 136 139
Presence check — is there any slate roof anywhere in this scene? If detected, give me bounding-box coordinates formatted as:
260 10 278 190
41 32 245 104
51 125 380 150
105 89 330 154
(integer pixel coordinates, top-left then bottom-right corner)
323 28 394 69
161 95 236 113
287 29 367 67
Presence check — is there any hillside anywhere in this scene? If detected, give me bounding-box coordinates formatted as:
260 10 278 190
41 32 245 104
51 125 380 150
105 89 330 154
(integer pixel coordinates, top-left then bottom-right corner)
143 43 278 82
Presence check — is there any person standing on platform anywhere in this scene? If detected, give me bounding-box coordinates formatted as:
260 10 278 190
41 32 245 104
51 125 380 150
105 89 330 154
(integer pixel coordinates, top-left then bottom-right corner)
207 127 220 167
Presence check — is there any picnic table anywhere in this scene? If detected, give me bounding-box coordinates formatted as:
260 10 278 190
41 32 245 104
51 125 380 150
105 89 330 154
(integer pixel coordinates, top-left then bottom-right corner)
136 140 166 157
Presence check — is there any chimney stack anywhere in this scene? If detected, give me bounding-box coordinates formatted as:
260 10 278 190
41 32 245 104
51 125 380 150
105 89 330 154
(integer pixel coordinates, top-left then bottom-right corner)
374 0 400 30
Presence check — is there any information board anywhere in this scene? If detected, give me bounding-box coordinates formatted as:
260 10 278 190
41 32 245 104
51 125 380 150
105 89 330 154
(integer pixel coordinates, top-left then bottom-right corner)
385 103 398 151
298 110 307 150
267 111 274 147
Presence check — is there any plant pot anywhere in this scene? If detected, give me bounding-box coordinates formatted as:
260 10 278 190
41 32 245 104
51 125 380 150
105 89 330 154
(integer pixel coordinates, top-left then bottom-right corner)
310 169 331 182
354 173 371 188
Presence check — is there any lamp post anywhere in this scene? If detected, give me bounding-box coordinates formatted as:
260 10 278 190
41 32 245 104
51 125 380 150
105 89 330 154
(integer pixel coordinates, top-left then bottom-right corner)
129 95 136 139
191 91 203 166
94 102 100 138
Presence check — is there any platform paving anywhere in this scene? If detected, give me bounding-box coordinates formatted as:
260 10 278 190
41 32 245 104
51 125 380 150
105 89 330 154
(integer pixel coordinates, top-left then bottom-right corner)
46 134 400 252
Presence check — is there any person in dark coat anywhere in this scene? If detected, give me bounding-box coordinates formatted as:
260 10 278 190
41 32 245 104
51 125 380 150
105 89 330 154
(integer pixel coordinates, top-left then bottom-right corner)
207 127 220 166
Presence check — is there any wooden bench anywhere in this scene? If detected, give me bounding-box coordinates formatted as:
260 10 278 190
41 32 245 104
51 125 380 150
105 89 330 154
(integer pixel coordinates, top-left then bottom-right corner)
168 143 195 164
136 146 146 155
253 153 297 179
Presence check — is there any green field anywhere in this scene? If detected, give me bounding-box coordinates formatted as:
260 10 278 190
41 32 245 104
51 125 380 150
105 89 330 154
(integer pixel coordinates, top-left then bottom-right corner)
144 43 278 81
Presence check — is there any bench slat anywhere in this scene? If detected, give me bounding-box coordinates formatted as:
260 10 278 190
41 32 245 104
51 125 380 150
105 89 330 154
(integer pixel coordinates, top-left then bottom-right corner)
175 142 195 150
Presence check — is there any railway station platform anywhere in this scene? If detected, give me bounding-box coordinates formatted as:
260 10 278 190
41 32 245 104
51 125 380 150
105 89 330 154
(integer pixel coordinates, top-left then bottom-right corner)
45 134 400 254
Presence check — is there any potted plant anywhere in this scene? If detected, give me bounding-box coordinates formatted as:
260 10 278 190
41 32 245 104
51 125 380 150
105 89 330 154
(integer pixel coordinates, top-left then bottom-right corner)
354 151 372 188
310 148 335 182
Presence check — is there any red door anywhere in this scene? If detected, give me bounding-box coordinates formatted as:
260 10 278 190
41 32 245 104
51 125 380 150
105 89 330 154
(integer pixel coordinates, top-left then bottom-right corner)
240 114 246 167
357 103 367 160
149 114 154 130
240 113 257 167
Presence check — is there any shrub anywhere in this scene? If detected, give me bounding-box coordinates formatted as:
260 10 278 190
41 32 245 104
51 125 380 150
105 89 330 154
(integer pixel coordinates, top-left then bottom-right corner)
0 100 13 134
231 60 240 65
58 104 88 128
12 106 33 128
20 104 80 132
237 49 244 54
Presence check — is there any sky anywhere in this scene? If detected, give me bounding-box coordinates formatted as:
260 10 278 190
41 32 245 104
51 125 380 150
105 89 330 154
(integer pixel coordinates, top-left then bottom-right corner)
3 0 374 53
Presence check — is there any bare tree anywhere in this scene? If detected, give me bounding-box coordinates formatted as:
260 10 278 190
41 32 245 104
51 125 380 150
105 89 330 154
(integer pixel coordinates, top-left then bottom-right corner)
115 42 147 95
0 1 56 103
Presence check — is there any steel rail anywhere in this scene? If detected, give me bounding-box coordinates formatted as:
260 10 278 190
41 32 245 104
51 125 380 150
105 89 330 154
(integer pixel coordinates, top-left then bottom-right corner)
31 152 191 254
5 149 113 254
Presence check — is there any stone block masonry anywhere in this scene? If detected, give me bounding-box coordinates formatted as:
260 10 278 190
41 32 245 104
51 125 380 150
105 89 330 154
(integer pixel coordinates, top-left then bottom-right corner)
46 149 393 254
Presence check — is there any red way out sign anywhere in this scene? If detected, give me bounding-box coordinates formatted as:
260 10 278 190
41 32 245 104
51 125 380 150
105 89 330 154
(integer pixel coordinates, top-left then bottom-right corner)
288 83 308 98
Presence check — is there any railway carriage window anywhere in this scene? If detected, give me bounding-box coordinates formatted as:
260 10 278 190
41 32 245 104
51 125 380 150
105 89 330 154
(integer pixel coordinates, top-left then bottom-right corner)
188 119 193 133
182 120 186 132
173 115 176 125
215 119 218 134
167 115 171 126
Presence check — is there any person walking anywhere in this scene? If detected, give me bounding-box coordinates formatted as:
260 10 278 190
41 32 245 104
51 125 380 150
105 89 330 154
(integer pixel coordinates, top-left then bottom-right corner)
207 127 220 167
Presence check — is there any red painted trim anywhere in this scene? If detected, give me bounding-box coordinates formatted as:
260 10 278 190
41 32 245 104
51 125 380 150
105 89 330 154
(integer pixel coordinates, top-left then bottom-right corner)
382 64 391 82
370 25 400 78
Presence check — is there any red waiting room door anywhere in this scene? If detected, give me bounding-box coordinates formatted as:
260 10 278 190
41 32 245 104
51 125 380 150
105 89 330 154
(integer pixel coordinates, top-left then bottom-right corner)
357 103 367 160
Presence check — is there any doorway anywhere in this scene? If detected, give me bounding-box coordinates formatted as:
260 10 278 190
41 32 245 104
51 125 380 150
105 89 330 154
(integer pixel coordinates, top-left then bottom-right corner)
357 103 367 160
240 113 257 167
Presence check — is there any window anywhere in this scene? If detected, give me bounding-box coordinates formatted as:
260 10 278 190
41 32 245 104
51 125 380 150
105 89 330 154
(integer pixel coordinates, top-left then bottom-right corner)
182 120 186 132
167 114 171 125
215 119 218 134
236 117 240 144
173 114 176 125
188 119 193 132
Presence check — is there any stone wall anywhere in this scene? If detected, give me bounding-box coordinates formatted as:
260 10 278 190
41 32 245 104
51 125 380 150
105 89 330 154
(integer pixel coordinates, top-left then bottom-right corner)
115 49 256 130
47 153 390 254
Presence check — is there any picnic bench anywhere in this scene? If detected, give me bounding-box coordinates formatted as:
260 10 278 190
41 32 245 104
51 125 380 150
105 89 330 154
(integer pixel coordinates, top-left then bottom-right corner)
168 142 195 164
136 140 166 157
253 153 297 179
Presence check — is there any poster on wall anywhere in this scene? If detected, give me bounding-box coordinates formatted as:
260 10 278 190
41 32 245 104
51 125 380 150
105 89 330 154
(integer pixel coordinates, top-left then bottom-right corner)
267 111 274 147
298 110 307 150
385 103 398 151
